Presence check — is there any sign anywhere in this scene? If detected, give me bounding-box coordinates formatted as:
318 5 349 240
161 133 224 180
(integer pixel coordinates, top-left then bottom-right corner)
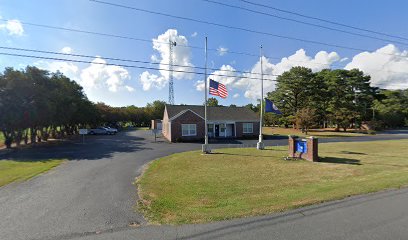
79 129 88 135
295 140 307 153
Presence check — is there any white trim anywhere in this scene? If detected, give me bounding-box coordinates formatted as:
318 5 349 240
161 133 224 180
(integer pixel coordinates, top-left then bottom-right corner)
170 109 204 121
243 123 254 133
181 124 197 136
209 119 258 123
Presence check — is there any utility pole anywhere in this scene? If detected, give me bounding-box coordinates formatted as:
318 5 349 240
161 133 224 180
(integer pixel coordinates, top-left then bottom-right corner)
168 38 176 105
257 45 265 150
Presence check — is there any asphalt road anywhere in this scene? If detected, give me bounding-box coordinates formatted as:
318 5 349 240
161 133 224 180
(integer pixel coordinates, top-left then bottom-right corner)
1 130 408 240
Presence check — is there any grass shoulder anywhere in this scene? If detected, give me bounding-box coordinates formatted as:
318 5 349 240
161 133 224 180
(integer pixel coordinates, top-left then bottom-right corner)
138 140 408 224
263 127 369 138
0 158 64 187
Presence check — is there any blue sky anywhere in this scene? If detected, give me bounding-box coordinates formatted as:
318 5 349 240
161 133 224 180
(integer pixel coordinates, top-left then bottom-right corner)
1 0 408 107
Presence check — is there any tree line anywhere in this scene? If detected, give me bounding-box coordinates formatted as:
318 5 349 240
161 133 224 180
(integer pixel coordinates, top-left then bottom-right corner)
1 65 407 147
265 66 408 132
206 66 407 133
0 66 165 148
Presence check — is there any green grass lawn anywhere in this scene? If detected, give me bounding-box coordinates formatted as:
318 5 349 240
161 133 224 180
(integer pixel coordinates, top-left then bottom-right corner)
263 127 368 138
0 159 64 187
138 140 408 224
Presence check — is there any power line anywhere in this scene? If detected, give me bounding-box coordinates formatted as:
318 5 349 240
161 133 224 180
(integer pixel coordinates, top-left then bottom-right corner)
89 0 408 60
0 51 278 81
2 19 398 70
0 46 275 77
89 0 390 53
1 46 351 79
203 0 408 47
1 50 406 84
0 18 337 67
240 0 408 42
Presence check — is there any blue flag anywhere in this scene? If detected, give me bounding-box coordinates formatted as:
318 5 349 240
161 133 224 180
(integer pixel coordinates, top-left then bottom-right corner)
265 98 282 114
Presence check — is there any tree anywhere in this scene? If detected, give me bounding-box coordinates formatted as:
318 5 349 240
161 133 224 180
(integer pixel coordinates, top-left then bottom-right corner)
268 67 316 128
206 97 219 107
145 100 166 120
321 69 376 131
373 89 408 128
295 108 317 135
245 103 259 112
273 67 315 115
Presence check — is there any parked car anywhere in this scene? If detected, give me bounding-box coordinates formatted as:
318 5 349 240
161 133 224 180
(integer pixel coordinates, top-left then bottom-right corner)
105 127 118 135
88 127 109 135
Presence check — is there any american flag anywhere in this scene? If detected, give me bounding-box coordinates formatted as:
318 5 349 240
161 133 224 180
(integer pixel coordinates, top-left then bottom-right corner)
209 79 228 98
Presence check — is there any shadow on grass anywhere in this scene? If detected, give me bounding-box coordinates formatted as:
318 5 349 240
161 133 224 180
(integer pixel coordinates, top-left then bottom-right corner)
339 151 367 155
318 157 362 165
0 131 152 161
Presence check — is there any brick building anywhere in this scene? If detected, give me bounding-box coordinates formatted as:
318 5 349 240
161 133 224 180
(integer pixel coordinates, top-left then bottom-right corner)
162 104 260 142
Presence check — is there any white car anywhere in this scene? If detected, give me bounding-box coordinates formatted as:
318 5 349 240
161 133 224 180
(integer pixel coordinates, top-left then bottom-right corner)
104 127 118 135
88 127 109 135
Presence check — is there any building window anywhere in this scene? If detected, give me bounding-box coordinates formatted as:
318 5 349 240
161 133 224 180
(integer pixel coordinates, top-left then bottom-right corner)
208 124 214 137
220 123 226 137
243 123 253 133
182 124 197 136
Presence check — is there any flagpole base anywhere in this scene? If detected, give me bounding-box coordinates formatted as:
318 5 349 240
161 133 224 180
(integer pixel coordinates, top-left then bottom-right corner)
257 135 264 150
202 144 211 154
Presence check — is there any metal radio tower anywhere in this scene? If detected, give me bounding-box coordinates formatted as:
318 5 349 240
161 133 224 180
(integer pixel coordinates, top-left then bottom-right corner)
168 39 177 105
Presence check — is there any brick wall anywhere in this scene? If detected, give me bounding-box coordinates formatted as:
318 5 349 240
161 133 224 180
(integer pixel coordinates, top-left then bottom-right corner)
235 122 260 138
170 110 205 142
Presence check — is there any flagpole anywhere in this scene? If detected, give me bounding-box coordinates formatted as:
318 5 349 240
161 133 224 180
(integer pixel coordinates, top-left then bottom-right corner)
202 36 210 153
257 45 265 150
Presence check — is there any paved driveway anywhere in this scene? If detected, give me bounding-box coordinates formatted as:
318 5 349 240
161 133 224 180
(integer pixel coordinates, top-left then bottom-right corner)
1 130 408 240
0 130 199 240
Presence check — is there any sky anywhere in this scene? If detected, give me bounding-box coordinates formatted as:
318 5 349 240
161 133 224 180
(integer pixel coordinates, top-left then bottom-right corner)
1 0 408 107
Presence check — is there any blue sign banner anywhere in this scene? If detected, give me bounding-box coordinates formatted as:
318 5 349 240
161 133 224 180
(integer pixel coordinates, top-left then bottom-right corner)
295 140 307 153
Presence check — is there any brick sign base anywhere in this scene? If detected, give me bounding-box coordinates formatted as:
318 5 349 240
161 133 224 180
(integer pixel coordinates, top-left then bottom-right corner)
288 135 319 162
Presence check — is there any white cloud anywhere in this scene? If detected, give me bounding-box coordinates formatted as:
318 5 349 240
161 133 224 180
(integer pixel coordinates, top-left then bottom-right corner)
235 56 276 99
140 29 195 91
150 54 159 62
61 47 73 54
125 85 135 92
140 71 166 91
217 47 228 56
198 49 341 99
233 93 240 98
0 19 24 36
34 60 79 79
80 57 130 92
345 44 408 89
340 57 349 62
195 80 205 91
234 49 341 99
195 64 239 91
191 32 198 37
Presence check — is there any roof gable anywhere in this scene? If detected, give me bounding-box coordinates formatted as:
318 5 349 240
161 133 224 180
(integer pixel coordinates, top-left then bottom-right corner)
165 104 259 122
170 109 205 121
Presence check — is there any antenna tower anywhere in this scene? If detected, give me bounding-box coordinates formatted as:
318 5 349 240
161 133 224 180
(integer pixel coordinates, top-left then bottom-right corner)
168 39 176 105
